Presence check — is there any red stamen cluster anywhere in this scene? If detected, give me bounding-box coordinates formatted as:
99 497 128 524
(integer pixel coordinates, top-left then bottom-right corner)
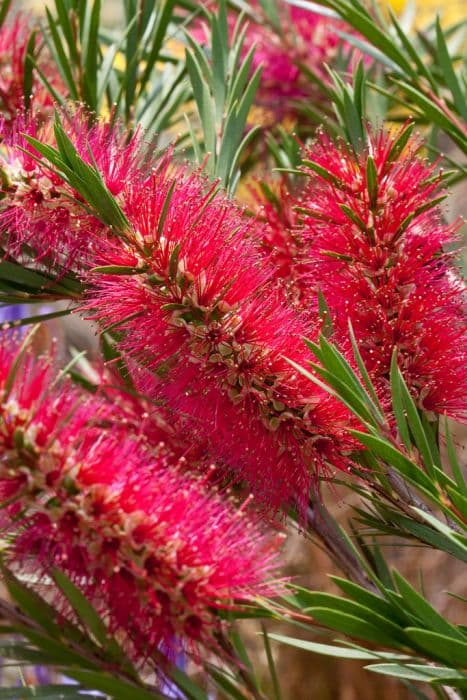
0 14 63 133
0 112 147 270
84 156 355 515
298 125 467 419
0 335 283 660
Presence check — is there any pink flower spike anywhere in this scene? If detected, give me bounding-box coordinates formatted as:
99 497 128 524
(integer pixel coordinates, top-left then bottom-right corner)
0 12 63 133
85 157 357 516
298 124 467 420
0 333 284 662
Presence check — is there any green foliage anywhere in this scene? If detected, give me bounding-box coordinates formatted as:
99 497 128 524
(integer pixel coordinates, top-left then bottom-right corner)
39 0 189 134
326 59 368 151
273 571 467 690
184 0 262 193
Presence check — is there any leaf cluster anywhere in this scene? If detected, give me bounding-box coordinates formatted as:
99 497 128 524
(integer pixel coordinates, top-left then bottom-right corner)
184 0 262 193
280 321 467 695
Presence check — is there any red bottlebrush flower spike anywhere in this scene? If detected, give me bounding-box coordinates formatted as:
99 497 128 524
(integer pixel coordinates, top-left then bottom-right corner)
0 13 63 132
0 111 147 272
298 124 467 420
0 333 283 662
85 156 356 516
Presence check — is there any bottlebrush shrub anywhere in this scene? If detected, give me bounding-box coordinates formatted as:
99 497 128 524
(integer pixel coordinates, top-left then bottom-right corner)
297 124 467 420
0 14 63 133
0 333 283 661
0 112 147 270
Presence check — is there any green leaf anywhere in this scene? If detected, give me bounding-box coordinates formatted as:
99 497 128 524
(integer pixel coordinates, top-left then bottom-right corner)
388 9 435 88
43 7 79 100
405 628 467 668
349 430 438 496
391 78 467 153
226 125 261 192
269 634 412 660
309 362 376 425
411 508 467 547
296 593 407 644
435 17 467 121
348 320 384 420
67 670 165 700
366 663 467 685
365 155 378 207
318 290 334 338
0 686 86 698
185 48 216 163
230 626 256 680
446 486 467 520
302 159 343 187
445 417 467 496
393 571 466 641
52 569 109 649
2 325 40 400
138 0 177 99
53 0 79 65
339 203 367 231
353 58 365 121
168 242 181 280
261 624 282 700
387 121 416 163
286 356 374 429
82 0 101 110
0 0 12 28
11 626 98 668
388 511 467 562
320 0 413 74
228 41 255 108
208 667 250 700
90 265 146 275
0 308 72 330
0 261 57 292
1 567 60 638
317 335 379 415
0 641 59 665
211 9 227 121
157 179 177 238
329 576 406 624
390 351 411 450
23 30 37 111
258 0 281 31
305 606 404 646
26 117 130 234
165 665 209 700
